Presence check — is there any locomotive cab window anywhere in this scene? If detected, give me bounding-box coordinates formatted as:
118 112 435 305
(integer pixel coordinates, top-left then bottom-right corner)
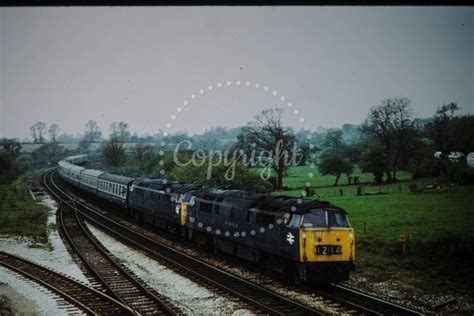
287 214 301 228
327 211 349 227
302 210 349 228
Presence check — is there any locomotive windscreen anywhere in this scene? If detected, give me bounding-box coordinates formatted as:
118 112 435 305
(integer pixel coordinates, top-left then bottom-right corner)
302 210 349 228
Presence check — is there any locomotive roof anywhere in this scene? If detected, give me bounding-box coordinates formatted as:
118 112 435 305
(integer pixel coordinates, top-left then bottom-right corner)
133 178 202 193
192 187 345 214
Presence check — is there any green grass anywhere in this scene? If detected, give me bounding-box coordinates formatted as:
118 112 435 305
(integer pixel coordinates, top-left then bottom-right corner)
0 176 49 238
281 165 412 190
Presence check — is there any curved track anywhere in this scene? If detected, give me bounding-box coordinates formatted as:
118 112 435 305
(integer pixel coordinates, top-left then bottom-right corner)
0 251 135 315
43 170 180 316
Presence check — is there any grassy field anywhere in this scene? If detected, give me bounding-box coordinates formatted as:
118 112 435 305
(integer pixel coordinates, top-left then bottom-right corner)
281 165 412 189
0 175 49 238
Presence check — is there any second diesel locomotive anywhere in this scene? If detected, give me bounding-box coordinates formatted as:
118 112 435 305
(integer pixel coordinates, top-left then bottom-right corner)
58 155 355 283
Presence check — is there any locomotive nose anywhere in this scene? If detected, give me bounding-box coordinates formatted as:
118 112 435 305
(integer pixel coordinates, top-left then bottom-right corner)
300 228 355 262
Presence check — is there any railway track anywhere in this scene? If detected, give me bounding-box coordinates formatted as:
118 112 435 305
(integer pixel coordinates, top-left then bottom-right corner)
45 169 423 315
0 251 135 315
325 285 423 316
43 170 181 316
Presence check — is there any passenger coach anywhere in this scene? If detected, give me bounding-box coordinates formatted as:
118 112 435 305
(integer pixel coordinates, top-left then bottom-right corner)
98 173 134 207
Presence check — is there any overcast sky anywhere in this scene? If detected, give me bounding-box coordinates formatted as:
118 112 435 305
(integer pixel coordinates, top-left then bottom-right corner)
0 7 473 139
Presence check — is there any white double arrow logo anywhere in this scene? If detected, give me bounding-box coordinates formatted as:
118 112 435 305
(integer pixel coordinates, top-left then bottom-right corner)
286 232 295 245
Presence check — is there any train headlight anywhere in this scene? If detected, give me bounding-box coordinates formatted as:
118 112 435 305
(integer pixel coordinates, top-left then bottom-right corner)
175 204 180 214
348 233 353 239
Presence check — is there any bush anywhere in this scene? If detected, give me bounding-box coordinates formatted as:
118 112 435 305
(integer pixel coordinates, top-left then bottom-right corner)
412 158 449 179
447 162 474 185
0 176 49 237
0 149 20 182
14 154 33 173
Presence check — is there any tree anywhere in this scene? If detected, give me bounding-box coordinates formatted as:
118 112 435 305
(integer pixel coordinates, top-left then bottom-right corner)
48 124 60 143
451 115 474 153
30 122 47 143
0 138 22 156
110 121 130 142
318 153 353 186
168 160 273 193
359 143 391 184
425 103 459 153
235 108 298 190
342 123 354 135
57 133 78 143
103 136 126 167
298 143 318 166
362 97 417 181
133 143 155 162
32 143 65 164
83 120 102 143
323 129 344 151
30 125 37 144
0 150 16 180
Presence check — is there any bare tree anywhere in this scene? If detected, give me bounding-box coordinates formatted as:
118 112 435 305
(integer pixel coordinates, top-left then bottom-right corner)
362 97 417 181
48 124 60 143
30 125 38 143
30 122 47 143
109 121 130 142
103 136 126 167
236 108 297 190
83 120 102 143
